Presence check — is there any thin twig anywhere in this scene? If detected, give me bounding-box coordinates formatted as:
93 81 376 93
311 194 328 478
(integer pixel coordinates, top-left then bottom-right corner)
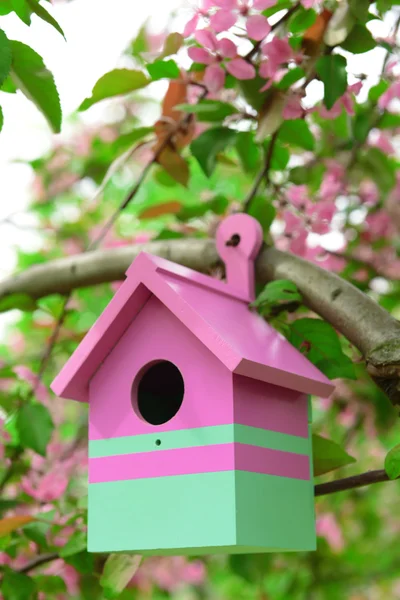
17 552 60 574
314 469 399 497
243 130 279 212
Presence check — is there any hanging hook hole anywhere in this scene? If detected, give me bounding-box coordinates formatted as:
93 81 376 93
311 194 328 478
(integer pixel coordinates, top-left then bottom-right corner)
225 233 241 247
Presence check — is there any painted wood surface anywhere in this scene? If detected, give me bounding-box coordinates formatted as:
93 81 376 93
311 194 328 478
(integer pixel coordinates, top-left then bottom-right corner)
51 215 334 403
88 471 315 555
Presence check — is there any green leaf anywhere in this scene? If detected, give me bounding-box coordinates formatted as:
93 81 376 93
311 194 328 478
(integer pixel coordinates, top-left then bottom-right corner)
268 140 290 170
289 7 317 34
1 75 17 93
0 105 3 133
253 279 302 311
130 23 148 59
27 0 65 38
79 69 150 111
378 112 400 129
190 127 237 177
33 576 66 595
341 24 376 53
247 196 276 235
316 54 348 110
312 434 356 476
147 58 180 81
177 100 239 122
159 32 184 58
368 80 388 102
0 499 19 517
16 403 54 456
276 67 305 90
0 293 36 313
64 550 95 574
110 126 153 155
178 195 229 221
0 1 13 15
278 119 315 151
100 554 142 600
0 30 12 88
235 131 261 172
23 521 50 548
289 318 357 380
60 530 87 557
353 107 374 143
238 74 270 111
360 147 396 193
349 0 370 23
11 0 31 25
2 569 36 600
10 41 61 132
384 443 400 480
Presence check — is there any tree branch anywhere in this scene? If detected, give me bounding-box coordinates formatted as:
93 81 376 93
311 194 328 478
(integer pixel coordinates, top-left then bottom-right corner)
1 237 400 404
17 552 59 574
314 469 399 497
243 130 279 213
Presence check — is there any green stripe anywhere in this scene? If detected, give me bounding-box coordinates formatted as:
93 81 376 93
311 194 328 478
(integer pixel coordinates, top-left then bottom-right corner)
89 424 309 458
88 472 315 554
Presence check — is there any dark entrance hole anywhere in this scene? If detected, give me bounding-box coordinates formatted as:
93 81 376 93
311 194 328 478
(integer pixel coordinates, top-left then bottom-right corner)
135 361 184 426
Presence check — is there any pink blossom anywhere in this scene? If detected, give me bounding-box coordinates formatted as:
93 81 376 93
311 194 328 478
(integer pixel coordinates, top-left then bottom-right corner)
307 201 336 234
188 30 255 89
286 185 311 210
369 131 395 155
226 58 256 79
22 470 69 502
359 180 379 206
365 211 394 241
183 0 216 36
189 1 273 40
320 173 342 203
283 92 304 119
246 13 271 40
133 557 206 592
316 513 344 552
204 64 226 92
262 37 293 71
210 9 237 32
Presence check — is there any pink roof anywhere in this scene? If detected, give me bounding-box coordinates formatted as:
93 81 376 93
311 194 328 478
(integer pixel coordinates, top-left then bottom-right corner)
51 230 334 403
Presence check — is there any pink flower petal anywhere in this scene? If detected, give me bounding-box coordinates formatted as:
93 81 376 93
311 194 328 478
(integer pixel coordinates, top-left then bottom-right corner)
213 0 238 8
252 0 277 9
226 57 256 80
283 94 304 119
210 9 237 32
217 37 237 58
301 0 315 8
262 37 293 69
188 46 213 64
195 29 218 50
204 64 226 92
184 13 199 37
246 14 271 41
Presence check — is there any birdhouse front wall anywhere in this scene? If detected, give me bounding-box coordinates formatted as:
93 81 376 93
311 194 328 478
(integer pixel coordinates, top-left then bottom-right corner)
87 293 315 555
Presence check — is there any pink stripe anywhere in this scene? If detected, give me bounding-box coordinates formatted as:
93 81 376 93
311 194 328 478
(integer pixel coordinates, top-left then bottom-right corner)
89 444 309 484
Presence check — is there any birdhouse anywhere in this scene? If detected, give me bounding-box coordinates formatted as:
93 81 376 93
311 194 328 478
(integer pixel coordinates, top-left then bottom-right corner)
51 213 334 556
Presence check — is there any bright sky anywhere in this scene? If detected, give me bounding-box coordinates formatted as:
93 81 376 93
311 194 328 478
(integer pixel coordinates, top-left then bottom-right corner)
0 0 186 277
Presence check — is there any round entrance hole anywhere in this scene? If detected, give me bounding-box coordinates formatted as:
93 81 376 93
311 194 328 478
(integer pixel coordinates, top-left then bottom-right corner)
134 361 184 426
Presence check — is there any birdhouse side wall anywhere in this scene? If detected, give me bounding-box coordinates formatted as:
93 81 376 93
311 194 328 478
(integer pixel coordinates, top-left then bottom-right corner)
232 375 316 551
